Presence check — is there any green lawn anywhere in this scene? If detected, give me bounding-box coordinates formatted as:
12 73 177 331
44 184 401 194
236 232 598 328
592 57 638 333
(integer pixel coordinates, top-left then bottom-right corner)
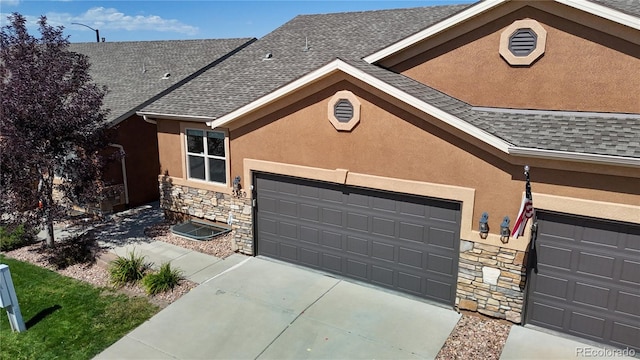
0 255 159 360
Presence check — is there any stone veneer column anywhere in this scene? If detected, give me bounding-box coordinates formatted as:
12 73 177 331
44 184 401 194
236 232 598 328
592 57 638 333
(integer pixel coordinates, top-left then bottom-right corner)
456 240 527 323
159 180 254 255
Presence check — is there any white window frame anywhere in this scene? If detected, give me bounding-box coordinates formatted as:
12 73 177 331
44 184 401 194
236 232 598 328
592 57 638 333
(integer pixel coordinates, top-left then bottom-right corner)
185 128 227 184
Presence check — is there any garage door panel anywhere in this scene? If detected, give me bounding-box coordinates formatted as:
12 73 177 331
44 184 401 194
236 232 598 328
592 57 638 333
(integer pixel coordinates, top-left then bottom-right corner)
398 247 422 269
321 230 343 250
300 226 319 244
573 282 609 309
616 291 640 317
372 241 394 262
322 253 342 273
428 228 456 250
427 253 454 275
532 274 568 300
538 244 572 270
346 212 368 232
346 259 368 280
399 201 426 217
570 312 606 339
625 232 640 251
399 222 424 243
426 279 453 302
372 196 396 212
582 227 621 248
371 266 394 286
256 173 460 305
398 272 422 295
372 217 395 237
280 243 297 261
430 206 459 223
299 204 319 221
300 248 320 267
527 211 640 351
530 301 566 329
620 260 640 285
346 236 368 256
577 252 615 279
612 322 640 348
322 208 342 226
279 221 297 240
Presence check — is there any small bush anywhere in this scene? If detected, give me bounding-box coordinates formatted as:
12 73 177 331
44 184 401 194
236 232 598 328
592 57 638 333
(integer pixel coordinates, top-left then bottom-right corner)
47 231 101 269
0 224 34 251
109 250 151 287
142 262 183 295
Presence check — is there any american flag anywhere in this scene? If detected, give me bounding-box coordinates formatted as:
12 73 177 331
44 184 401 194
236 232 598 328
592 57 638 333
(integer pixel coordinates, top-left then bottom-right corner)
512 166 534 238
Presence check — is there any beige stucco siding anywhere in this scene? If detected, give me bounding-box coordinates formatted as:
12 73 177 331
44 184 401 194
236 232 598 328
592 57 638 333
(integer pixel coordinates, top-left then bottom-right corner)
226 79 639 235
394 6 640 113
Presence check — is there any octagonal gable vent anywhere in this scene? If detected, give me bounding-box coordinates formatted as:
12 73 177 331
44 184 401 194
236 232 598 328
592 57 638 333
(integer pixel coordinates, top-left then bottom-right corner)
334 99 354 123
509 28 537 56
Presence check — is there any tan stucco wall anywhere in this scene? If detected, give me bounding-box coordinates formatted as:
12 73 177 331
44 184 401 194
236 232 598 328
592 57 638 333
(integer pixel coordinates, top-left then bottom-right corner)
157 119 184 178
394 6 640 113
227 80 639 237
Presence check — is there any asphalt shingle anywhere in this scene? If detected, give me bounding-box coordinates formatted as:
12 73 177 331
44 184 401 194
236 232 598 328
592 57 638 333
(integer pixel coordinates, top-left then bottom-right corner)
70 38 254 124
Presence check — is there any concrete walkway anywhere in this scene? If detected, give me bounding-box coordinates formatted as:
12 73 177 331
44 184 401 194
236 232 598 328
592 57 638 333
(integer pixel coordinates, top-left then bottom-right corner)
95 257 462 359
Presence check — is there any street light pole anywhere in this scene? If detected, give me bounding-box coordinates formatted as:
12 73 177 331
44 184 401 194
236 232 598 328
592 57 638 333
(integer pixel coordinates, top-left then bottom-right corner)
71 22 100 43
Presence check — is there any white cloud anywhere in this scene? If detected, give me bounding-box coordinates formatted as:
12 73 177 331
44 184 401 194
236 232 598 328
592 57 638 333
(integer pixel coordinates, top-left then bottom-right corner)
10 6 198 36
0 0 20 7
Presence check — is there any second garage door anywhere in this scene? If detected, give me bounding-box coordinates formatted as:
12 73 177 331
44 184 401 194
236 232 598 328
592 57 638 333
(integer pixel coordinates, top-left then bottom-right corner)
254 172 461 306
526 211 640 351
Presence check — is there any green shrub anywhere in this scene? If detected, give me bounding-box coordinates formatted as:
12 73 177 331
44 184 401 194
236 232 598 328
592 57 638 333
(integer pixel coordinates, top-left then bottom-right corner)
46 231 100 269
0 224 34 251
142 262 183 295
109 250 151 286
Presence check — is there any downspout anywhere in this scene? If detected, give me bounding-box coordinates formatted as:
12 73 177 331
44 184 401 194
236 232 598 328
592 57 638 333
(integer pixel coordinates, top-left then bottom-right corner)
108 143 129 205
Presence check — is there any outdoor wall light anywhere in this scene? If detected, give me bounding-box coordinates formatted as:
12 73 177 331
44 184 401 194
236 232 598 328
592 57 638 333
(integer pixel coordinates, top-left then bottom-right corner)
500 216 511 244
479 212 489 239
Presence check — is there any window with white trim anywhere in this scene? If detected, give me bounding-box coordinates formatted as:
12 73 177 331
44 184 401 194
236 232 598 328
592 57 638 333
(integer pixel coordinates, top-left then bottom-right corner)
185 129 226 184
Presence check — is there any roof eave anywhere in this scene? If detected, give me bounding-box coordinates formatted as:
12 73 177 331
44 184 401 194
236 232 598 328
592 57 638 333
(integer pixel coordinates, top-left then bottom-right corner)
136 111 216 123
508 147 640 168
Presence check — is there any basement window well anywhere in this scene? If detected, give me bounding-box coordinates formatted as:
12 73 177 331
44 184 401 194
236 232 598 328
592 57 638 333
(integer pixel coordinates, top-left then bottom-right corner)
170 219 231 241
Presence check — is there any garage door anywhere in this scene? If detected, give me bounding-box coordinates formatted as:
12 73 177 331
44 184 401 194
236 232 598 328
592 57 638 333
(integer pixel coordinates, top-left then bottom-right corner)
526 211 640 351
254 172 461 305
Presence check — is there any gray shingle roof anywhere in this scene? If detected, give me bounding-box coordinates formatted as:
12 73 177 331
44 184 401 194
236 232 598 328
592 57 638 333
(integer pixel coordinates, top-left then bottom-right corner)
70 38 254 124
140 5 468 118
592 0 640 17
141 2 640 159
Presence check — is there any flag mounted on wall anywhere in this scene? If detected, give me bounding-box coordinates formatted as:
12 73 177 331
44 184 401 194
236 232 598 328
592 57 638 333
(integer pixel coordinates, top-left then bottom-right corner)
512 165 534 238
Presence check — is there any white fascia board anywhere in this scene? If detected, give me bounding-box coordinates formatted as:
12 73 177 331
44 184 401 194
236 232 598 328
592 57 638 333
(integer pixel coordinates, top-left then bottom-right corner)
509 147 640 168
135 111 215 122
363 0 506 64
209 58 512 153
557 0 640 31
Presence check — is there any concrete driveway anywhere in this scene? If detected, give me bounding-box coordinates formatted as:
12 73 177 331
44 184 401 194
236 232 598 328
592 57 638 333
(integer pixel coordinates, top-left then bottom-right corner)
96 256 461 359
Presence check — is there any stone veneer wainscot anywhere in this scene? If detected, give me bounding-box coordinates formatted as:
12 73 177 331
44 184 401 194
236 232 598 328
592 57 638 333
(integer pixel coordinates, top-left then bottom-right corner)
456 240 527 323
159 180 253 254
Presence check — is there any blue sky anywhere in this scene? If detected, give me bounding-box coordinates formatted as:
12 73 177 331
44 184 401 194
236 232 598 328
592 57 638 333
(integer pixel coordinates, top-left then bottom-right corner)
0 0 473 42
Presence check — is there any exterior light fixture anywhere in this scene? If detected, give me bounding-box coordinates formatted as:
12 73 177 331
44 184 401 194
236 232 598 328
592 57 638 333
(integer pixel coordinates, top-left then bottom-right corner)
479 212 489 239
500 216 511 244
